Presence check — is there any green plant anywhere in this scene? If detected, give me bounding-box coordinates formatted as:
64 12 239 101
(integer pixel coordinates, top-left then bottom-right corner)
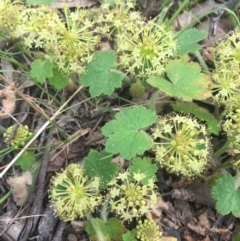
2 0 240 240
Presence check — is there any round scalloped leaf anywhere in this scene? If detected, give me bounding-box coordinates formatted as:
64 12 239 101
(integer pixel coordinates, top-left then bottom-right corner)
14 151 36 170
212 174 240 217
80 51 124 97
147 60 211 101
83 149 119 189
101 106 157 160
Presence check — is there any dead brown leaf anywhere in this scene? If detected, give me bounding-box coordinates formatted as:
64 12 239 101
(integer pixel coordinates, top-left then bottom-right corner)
0 84 16 119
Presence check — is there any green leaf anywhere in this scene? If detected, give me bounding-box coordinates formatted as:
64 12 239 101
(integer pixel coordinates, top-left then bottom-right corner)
123 231 137 241
147 60 211 101
27 0 58 5
86 217 126 241
171 101 220 135
212 174 240 217
80 51 124 97
48 67 68 90
129 157 158 185
83 149 119 189
176 28 207 56
30 59 53 83
102 106 157 160
14 151 36 170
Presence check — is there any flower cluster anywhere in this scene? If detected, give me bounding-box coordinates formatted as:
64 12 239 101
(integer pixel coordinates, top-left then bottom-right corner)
211 67 240 104
136 219 162 241
4 125 32 148
211 30 240 105
115 20 176 78
211 30 240 156
222 108 240 155
108 171 158 221
2 0 176 79
97 0 176 78
49 164 101 221
97 0 142 35
214 30 240 67
0 0 23 33
152 115 211 177
45 7 100 74
7 3 99 74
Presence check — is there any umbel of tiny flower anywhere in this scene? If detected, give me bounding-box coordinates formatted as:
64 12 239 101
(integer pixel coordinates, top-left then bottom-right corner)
222 108 240 155
4 125 32 148
49 164 102 221
211 30 240 105
12 5 99 75
136 219 162 241
108 171 158 221
0 0 23 33
211 64 240 105
214 30 240 68
46 6 100 74
152 114 211 177
115 20 176 78
12 5 62 48
97 0 142 36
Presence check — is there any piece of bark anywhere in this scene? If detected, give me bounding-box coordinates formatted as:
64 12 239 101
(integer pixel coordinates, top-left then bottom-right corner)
172 182 216 208
18 146 51 240
37 204 58 241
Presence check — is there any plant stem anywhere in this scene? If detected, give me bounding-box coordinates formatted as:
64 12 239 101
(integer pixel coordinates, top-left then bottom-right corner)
213 140 230 158
195 50 210 74
166 0 189 27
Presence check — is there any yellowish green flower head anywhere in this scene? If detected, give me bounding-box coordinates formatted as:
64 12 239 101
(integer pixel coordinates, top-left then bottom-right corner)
152 115 211 177
4 125 32 148
47 7 100 74
12 5 62 46
223 108 240 155
136 219 162 241
11 5 99 75
211 30 240 105
49 164 102 221
0 0 23 33
214 30 240 67
97 0 142 35
211 66 240 105
108 170 158 221
116 20 176 78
